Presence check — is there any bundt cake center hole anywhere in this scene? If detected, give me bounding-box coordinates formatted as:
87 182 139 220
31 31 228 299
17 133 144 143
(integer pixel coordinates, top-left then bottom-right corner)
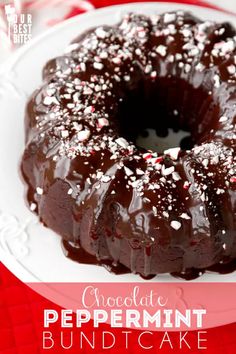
116 77 214 153
136 128 191 153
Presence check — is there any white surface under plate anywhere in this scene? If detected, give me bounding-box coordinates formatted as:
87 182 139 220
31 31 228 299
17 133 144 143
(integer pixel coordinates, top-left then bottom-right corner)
0 2 236 283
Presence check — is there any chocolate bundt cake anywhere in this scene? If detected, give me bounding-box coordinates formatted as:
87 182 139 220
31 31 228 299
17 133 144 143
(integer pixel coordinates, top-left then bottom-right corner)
22 11 236 279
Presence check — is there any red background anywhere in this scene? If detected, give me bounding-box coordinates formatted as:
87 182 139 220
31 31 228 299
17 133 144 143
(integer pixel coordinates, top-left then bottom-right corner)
1 1 236 353
0 262 236 353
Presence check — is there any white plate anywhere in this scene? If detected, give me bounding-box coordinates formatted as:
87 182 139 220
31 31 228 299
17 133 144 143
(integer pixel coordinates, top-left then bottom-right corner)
0 2 236 284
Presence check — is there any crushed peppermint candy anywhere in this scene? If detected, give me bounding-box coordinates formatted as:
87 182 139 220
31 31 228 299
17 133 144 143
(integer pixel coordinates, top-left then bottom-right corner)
183 181 190 190
156 45 167 57
84 106 95 114
101 175 111 183
61 130 69 138
67 188 73 195
213 74 221 88
136 168 145 175
124 166 134 176
97 118 109 128
230 177 236 183
163 211 169 218
30 203 37 211
180 213 191 220
162 165 175 176
43 96 59 106
115 137 129 149
112 57 122 65
150 71 157 79
95 28 107 39
227 65 236 75
93 62 104 70
152 206 158 216
164 147 180 160
77 129 90 142
36 187 43 195
163 13 176 23
143 153 152 160
219 116 228 122
170 220 181 230
172 172 181 181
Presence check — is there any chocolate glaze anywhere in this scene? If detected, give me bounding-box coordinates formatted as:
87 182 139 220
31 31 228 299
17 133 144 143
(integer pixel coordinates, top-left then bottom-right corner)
62 239 131 275
21 11 236 280
62 239 236 281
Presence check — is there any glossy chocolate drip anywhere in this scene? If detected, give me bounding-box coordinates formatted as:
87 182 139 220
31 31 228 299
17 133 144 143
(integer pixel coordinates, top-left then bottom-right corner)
62 239 131 275
63 239 236 280
21 11 236 280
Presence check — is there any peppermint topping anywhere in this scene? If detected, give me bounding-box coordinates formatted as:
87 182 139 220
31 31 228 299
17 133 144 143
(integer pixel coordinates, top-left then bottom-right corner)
162 165 175 176
156 45 167 57
219 116 228 122
164 147 180 160
101 175 111 183
95 28 108 39
124 166 134 176
230 177 236 183
227 65 236 75
180 213 191 220
164 13 176 24
30 203 37 211
77 129 90 142
84 106 95 114
43 96 59 106
170 220 181 230
115 137 129 149
36 187 43 195
97 118 109 128
93 62 104 70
